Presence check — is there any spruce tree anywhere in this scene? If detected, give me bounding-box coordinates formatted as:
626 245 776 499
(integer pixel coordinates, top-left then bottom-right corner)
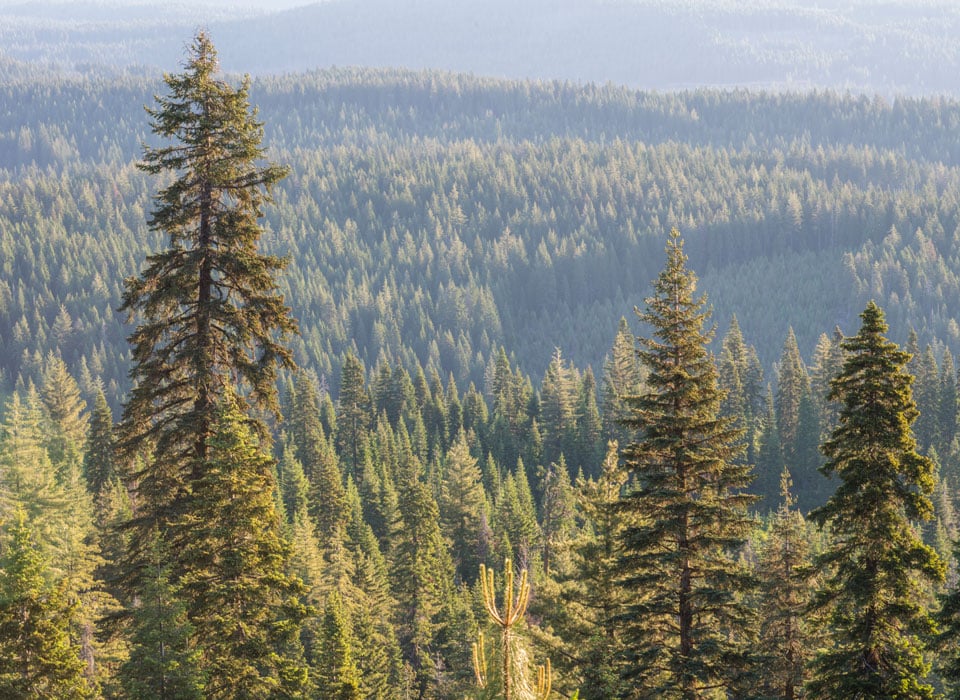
83 388 117 501
617 229 757 698
0 510 94 699
336 352 370 478
808 301 944 699
117 30 295 572
756 469 814 700
177 392 309 698
120 537 203 700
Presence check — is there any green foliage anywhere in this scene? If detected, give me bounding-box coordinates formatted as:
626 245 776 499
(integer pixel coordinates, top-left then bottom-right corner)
755 469 816 700
808 301 945 699
120 536 203 700
117 31 296 580
617 230 757 698
178 392 310 698
0 509 94 699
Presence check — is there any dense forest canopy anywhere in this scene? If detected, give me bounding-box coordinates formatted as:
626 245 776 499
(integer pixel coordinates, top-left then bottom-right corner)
5 69 960 409
7 22 960 699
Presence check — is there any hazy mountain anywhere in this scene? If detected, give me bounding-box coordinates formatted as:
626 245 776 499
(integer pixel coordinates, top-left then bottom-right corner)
3 0 960 95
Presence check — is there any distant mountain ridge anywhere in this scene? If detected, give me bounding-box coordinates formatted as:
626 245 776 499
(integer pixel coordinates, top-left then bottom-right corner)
3 0 960 96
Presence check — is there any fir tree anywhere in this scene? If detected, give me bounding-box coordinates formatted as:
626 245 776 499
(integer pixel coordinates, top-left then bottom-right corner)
0 510 94 699
617 229 757 698
117 30 295 577
40 354 88 474
83 387 117 501
177 393 310 698
316 592 363 700
601 317 644 446
120 536 203 700
808 301 944 699
755 468 814 700
336 352 370 478
439 431 486 585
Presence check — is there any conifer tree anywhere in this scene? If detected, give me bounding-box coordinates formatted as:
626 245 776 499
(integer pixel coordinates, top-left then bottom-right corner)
473 559 551 700
120 537 203 700
0 510 94 699
776 327 809 465
940 350 959 453
117 30 295 575
756 468 814 700
177 393 309 698
83 388 117 501
575 367 604 476
40 354 88 473
336 352 370 478
390 446 457 697
602 317 644 446
914 344 941 453
439 431 486 584
551 442 630 698
316 592 363 700
617 229 757 698
937 531 960 696
808 301 944 699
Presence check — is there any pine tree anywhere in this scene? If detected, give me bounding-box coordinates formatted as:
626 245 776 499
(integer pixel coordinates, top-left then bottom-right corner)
0 510 94 699
575 367 604 477
755 469 814 700
117 31 296 576
776 327 809 465
617 229 757 698
473 559 552 700
808 301 944 699
601 317 644 446
439 431 486 585
83 388 117 501
316 592 363 700
914 344 941 453
177 393 310 698
552 442 630 698
941 350 959 453
540 347 578 468
336 352 370 478
390 459 457 697
937 530 960 696
120 536 203 700
40 354 88 474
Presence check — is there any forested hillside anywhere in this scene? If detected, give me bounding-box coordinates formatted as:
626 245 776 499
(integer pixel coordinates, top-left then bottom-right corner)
5 0 960 95
7 47 960 697
5 69 960 402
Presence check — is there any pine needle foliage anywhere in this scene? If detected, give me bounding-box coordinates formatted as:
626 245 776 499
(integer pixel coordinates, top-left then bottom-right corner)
617 229 757 699
808 301 944 699
118 30 295 567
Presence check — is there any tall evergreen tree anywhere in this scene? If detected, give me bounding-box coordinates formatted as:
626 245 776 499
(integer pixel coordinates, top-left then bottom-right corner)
120 537 203 700
601 317 644 446
940 350 959 454
808 301 944 699
439 431 486 585
336 352 371 478
551 442 630 698
775 327 808 465
177 392 309 698
0 510 94 699
83 388 117 501
755 469 815 700
316 592 363 700
40 354 88 474
617 229 757 698
914 344 941 453
117 30 296 575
